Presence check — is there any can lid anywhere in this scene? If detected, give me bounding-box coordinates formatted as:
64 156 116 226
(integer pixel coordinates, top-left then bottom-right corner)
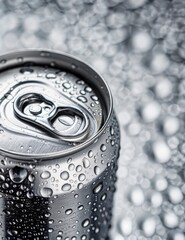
0 50 112 160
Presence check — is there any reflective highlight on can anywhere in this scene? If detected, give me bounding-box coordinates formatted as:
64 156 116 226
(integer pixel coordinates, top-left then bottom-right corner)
0 50 120 240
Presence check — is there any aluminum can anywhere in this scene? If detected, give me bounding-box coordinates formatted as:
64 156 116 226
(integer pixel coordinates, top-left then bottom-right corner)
0 50 120 240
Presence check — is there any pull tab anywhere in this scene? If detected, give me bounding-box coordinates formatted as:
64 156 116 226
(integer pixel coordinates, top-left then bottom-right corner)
13 93 90 142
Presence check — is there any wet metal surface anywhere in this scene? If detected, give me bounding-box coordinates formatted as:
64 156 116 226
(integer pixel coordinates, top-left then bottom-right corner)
0 0 184 239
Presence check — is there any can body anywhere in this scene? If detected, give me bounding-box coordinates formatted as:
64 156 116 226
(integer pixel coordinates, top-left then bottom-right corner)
0 50 120 240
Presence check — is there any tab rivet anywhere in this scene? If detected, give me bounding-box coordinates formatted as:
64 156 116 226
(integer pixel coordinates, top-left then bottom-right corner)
29 104 42 116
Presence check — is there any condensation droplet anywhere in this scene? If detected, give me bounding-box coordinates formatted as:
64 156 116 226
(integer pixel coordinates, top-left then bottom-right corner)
82 158 90 168
60 171 69 180
46 73 56 79
142 217 156 237
141 101 161 123
78 174 86 182
76 165 82 172
85 86 92 93
100 144 106 152
65 208 73 215
82 219 90 228
93 182 103 194
20 67 34 74
129 186 144 206
9 166 28 183
152 140 171 163
77 96 87 103
94 166 100 175
163 211 179 229
119 217 132 236
62 183 71 191
168 186 183 204
40 187 53 197
62 82 71 89
88 150 93 158
41 171 51 179
68 164 75 171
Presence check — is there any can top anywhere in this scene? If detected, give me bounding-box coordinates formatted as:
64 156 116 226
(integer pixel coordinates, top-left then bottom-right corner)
0 50 112 160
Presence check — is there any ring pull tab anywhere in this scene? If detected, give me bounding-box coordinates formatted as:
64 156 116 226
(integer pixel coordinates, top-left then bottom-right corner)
13 93 90 142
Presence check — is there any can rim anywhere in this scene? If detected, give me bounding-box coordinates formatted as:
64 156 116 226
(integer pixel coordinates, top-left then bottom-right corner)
0 49 113 160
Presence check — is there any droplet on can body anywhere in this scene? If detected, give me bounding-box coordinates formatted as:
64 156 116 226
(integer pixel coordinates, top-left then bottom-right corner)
9 166 28 183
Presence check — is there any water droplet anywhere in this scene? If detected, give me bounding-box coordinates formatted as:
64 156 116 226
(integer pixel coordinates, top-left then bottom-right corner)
76 165 82 172
0 174 4 182
60 171 69 180
62 82 71 89
119 217 133 236
100 144 106 152
162 117 180 136
28 174 35 182
88 150 93 158
155 177 168 191
94 166 100 175
9 166 28 183
155 77 173 98
163 211 179 229
101 193 107 201
150 191 163 208
72 64 77 69
91 95 98 101
77 96 87 103
132 31 153 52
78 205 84 211
110 126 114 135
93 182 103 194
79 90 85 96
65 209 73 215
85 86 92 93
46 73 56 79
142 217 156 237
17 57 23 62
170 232 185 240
76 80 84 85
150 52 169 74
40 187 53 197
78 183 83 189
141 101 161 123
20 68 34 74
152 140 171 163
56 236 63 240
41 171 51 179
81 235 87 240
78 174 86 181
168 186 183 204
82 158 90 168
82 219 90 228
62 183 71 191
129 186 144 206
68 164 75 171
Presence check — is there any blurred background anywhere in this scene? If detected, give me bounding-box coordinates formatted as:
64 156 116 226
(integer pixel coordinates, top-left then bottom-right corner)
0 0 185 239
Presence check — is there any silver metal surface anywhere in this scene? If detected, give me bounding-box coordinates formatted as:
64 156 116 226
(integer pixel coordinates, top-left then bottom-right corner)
0 51 113 159
0 50 120 240
14 92 90 142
